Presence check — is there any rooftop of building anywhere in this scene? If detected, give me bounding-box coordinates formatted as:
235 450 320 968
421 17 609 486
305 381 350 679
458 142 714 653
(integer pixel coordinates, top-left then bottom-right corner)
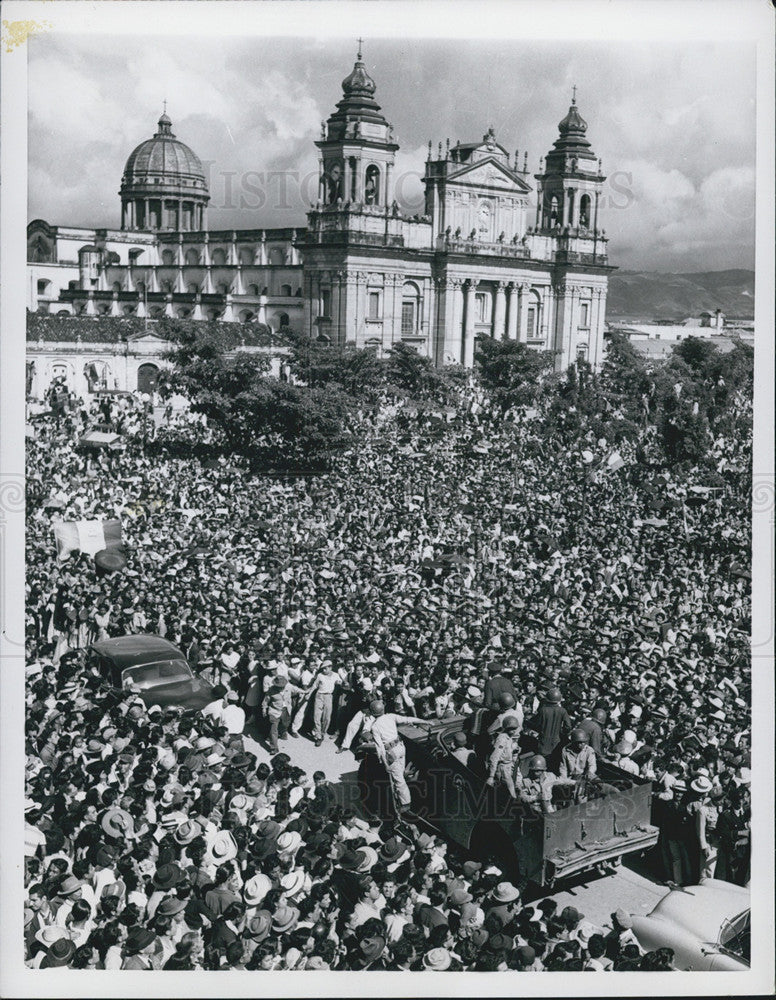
26 312 278 347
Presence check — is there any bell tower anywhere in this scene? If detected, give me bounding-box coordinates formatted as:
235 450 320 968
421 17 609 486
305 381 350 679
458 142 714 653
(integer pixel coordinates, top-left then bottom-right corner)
534 88 605 235
315 42 399 207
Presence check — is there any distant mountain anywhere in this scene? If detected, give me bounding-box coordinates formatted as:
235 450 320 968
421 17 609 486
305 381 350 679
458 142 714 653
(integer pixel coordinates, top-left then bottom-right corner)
606 269 755 322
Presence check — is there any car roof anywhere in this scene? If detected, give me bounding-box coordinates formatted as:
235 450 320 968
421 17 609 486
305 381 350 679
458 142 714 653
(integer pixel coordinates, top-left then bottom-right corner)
646 880 750 943
90 634 185 669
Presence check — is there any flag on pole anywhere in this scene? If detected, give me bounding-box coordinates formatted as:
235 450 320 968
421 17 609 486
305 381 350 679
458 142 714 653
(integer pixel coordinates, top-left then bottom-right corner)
606 451 625 472
53 518 122 561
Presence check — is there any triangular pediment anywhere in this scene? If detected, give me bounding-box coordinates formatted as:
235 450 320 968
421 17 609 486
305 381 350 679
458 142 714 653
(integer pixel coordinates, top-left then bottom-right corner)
446 157 532 193
129 331 168 345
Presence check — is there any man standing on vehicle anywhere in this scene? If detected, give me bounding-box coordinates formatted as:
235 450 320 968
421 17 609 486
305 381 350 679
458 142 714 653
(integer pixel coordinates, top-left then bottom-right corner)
519 755 557 814
369 699 432 813
486 717 523 798
529 686 572 764
557 728 598 802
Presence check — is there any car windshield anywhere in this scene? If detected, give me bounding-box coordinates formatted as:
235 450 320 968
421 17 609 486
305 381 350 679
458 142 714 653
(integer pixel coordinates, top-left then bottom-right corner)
719 908 750 963
122 659 193 689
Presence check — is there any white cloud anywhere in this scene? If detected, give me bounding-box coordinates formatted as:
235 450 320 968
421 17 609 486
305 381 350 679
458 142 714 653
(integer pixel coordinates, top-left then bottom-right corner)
27 33 757 271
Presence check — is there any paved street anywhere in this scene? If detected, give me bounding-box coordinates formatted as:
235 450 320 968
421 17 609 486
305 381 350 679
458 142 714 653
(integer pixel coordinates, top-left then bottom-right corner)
243 723 668 931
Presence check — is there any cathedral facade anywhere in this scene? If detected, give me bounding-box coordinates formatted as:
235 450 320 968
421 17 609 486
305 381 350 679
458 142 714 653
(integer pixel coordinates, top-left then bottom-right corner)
27 49 613 397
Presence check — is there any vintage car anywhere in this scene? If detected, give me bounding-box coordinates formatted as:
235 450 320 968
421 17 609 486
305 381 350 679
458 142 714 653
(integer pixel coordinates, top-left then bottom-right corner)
88 634 214 711
357 714 658 888
630 878 750 971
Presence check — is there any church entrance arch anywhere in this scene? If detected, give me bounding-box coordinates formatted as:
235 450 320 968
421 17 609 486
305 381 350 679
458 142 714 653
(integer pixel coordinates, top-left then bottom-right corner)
137 363 160 394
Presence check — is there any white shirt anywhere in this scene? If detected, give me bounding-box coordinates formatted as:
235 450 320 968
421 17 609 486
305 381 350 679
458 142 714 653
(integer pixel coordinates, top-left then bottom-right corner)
221 704 245 734
371 714 423 761
312 672 337 696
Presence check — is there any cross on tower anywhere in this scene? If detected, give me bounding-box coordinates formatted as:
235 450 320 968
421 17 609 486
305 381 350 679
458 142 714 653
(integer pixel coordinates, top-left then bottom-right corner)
163 98 167 114
571 85 577 104
357 37 363 60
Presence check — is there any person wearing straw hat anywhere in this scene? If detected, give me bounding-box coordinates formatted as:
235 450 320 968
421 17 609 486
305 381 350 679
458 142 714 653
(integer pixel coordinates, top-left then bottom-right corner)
687 771 721 881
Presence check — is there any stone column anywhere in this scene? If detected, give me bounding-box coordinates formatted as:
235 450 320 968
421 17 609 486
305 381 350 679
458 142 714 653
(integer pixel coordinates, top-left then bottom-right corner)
590 287 605 369
535 184 542 227
506 282 519 340
385 163 393 206
392 273 404 348
493 281 507 340
518 282 530 342
463 279 477 368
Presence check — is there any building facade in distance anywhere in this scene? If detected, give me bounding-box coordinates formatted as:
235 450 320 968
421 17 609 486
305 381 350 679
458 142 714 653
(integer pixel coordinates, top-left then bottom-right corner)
27 49 614 397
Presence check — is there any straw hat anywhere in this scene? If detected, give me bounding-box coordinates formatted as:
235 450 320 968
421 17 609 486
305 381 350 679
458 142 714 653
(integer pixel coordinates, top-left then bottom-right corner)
422 947 451 970
207 830 238 864
244 873 273 907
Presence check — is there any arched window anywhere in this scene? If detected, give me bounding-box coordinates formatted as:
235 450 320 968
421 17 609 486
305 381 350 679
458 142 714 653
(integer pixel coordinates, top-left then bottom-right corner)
576 342 589 363
185 248 200 265
269 248 285 266
122 305 136 316
280 284 292 296
579 194 591 228
37 279 51 296
239 309 255 323
216 281 230 295
85 361 111 392
526 289 542 338
239 247 255 265
275 312 290 329
247 283 260 296
176 307 192 318
161 280 173 294
549 196 559 226
161 249 175 265
137 363 160 394
112 281 123 293
364 165 381 205
51 362 73 388
401 281 421 337
187 282 200 294
136 280 146 295
211 248 227 265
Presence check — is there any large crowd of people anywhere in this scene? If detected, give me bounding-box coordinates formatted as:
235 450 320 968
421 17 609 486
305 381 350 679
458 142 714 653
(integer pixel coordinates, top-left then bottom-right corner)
23 367 751 971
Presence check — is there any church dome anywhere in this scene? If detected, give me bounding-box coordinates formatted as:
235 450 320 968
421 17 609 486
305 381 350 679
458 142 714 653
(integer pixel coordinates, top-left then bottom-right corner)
121 112 209 195
341 56 377 97
542 93 598 174
120 110 209 232
322 46 395 144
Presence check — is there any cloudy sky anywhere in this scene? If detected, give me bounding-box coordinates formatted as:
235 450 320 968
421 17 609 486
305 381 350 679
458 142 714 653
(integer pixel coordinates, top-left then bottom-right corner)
28 32 756 272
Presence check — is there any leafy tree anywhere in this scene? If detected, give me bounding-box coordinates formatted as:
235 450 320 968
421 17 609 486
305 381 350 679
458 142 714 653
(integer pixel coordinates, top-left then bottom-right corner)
673 335 720 376
384 342 453 403
162 334 353 471
475 339 555 410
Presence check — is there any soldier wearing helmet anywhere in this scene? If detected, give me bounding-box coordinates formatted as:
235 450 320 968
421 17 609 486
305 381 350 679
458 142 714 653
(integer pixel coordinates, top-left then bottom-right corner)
577 707 609 755
487 690 524 738
486 716 523 798
558 727 597 784
520 754 558 814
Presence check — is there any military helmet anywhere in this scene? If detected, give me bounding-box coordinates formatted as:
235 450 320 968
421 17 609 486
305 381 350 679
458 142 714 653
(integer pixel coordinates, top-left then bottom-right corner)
570 728 589 744
529 754 547 771
499 692 516 710
503 716 520 732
